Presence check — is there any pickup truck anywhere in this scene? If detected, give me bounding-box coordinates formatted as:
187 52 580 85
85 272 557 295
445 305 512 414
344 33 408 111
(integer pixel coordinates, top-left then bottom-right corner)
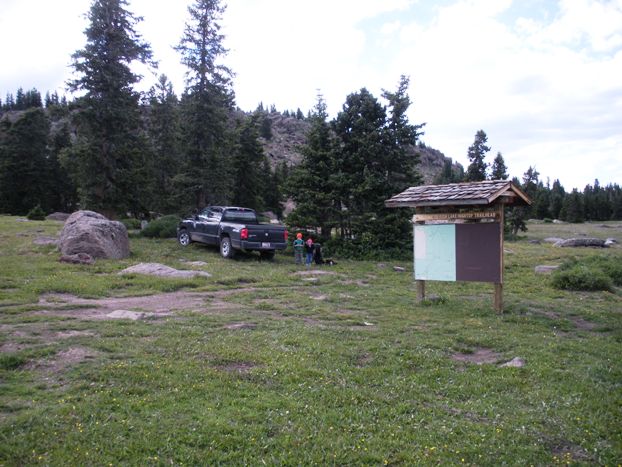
177 206 288 259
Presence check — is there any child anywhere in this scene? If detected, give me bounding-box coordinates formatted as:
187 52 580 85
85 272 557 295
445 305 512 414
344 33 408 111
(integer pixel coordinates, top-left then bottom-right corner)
293 233 304 265
304 237 314 267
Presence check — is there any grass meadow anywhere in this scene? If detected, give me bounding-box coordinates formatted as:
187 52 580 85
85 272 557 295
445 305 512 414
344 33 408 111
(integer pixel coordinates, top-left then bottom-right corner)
0 216 620 465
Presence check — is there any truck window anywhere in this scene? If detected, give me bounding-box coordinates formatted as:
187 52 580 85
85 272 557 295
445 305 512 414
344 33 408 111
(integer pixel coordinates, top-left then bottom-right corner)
222 210 258 224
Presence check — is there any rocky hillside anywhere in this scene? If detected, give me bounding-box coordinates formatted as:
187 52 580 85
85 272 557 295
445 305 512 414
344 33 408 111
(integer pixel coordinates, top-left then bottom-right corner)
259 112 462 184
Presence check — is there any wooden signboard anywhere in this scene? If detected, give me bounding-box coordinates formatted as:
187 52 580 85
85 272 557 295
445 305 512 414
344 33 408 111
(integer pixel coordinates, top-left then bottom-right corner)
385 181 532 313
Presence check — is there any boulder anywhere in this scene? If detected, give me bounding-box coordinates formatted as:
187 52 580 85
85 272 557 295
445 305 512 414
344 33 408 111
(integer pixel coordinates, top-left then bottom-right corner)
605 237 618 246
553 238 608 248
543 237 564 244
59 211 129 259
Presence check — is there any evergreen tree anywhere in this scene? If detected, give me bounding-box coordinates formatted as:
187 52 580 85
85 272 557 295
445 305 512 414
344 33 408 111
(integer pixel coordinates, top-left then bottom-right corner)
533 182 551 219
490 151 508 180
433 158 462 184
560 189 584 222
258 112 272 140
64 0 154 217
332 88 388 239
549 179 565 219
0 109 49 214
230 115 265 210
286 93 339 240
46 121 78 212
146 74 182 214
331 79 423 248
15 88 25 110
175 0 234 209
465 130 490 181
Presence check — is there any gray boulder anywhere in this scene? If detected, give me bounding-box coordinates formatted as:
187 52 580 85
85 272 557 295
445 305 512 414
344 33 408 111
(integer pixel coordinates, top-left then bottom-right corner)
59 211 129 259
553 238 608 248
543 237 564 244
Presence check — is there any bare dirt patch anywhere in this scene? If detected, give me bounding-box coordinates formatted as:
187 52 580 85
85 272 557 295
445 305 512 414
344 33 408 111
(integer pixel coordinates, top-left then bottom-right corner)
451 348 502 365
26 346 100 385
216 361 257 373
36 288 263 321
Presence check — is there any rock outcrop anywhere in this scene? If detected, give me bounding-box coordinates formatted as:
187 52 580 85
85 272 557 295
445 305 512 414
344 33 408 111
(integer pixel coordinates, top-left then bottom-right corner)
553 238 608 248
59 211 129 259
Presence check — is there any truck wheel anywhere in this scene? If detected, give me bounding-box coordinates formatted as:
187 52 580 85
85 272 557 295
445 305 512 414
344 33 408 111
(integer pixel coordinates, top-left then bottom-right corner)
260 250 275 261
178 229 191 247
220 236 236 259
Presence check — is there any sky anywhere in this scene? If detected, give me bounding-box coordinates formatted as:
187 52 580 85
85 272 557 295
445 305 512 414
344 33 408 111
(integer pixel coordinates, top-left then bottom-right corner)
0 0 621 191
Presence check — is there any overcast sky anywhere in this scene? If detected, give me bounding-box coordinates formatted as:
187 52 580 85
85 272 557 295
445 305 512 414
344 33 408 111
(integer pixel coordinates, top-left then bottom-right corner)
1 0 620 191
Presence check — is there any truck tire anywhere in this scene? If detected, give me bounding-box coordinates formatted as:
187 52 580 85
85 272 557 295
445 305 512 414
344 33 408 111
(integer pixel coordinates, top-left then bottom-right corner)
220 236 236 259
260 250 275 261
178 229 191 247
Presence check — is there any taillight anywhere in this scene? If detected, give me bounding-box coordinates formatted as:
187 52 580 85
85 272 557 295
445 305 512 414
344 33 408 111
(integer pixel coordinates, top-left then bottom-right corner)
240 228 248 240
284 230 289 241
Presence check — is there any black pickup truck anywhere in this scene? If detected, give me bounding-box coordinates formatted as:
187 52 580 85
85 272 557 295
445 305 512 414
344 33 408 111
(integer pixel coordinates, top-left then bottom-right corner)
177 206 288 259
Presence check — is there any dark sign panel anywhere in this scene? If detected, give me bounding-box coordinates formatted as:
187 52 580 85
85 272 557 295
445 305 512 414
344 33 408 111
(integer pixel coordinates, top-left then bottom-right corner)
455 223 501 283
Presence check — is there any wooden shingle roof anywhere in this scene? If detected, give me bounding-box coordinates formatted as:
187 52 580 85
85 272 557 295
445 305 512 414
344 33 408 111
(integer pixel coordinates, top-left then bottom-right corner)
385 180 531 208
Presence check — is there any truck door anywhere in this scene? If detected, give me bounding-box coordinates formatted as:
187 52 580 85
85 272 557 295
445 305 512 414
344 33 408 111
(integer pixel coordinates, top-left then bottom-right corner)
204 207 222 245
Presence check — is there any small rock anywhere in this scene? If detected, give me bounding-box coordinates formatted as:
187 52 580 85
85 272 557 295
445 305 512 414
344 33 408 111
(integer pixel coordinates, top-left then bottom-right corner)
377 263 387 269
528 239 541 244
119 263 211 278
393 266 405 272
59 253 95 265
106 310 145 320
500 357 525 368
535 265 559 274
605 237 618 246
46 212 71 222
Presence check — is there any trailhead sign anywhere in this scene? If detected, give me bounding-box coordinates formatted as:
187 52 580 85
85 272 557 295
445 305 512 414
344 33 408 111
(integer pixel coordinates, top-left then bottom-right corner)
385 180 531 312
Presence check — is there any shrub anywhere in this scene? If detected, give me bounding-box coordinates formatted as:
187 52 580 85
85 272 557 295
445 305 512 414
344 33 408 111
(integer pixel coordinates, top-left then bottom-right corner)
141 215 180 238
120 218 141 230
26 205 46 220
551 256 617 291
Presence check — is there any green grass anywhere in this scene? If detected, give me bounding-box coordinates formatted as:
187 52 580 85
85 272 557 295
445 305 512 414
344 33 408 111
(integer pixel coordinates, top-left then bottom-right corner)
0 216 620 465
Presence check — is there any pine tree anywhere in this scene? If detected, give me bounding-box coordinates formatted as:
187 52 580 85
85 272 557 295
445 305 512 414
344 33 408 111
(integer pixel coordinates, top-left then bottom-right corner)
146 74 182 214
64 0 154 217
286 93 339 240
549 179 565 219
490 151 508 180
560 189 584 222
465 130 490 181
0 109 49 214
175 0 234 209
46 121 78 212
230 115 265 210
